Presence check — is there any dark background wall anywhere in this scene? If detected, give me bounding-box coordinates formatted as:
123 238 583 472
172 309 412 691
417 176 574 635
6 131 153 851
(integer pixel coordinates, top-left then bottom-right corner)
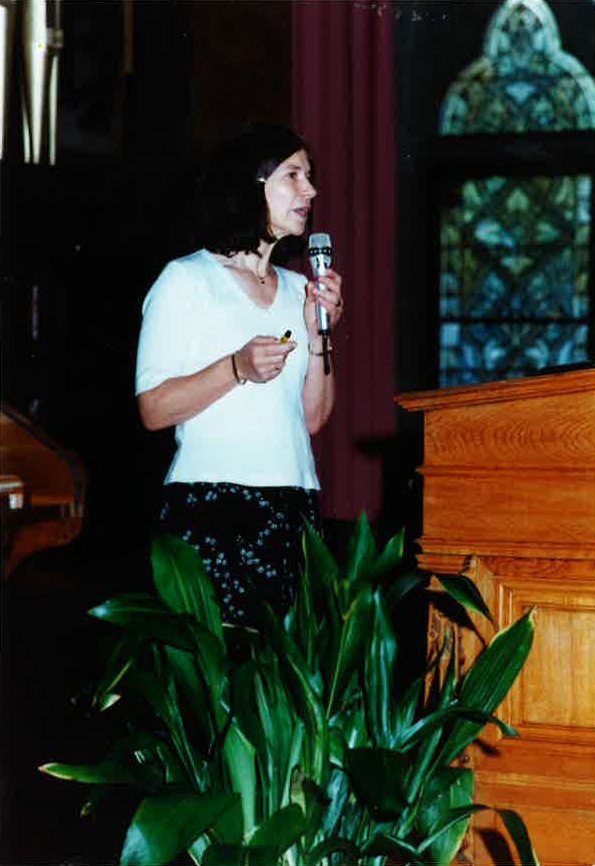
1 5 294 863
2 1 294 585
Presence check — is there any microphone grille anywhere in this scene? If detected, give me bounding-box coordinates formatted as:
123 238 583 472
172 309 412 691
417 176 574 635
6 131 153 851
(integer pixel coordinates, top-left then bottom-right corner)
308 232 331 251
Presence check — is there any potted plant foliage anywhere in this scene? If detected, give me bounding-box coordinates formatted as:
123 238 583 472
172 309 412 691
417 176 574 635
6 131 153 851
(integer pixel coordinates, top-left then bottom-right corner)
41 515 539 865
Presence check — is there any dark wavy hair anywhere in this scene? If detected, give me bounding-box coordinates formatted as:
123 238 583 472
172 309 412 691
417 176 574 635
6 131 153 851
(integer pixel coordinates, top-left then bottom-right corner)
194 120 314 262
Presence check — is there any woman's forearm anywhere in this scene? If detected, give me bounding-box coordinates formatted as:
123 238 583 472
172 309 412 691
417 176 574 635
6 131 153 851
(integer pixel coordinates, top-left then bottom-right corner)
138 336 297 431
302 336 335 434
138 354 238 431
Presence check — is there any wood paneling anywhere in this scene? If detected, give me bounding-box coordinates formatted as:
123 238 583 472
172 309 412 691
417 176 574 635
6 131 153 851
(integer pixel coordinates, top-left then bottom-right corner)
397 368 595 866
516 603 595 731
422 468 594 547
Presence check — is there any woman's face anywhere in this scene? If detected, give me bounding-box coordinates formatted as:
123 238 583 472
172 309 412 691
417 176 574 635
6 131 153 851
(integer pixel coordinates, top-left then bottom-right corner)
264 149 317 239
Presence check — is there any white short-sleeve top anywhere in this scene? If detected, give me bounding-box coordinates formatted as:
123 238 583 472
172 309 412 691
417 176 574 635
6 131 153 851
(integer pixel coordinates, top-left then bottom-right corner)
135 249 320 490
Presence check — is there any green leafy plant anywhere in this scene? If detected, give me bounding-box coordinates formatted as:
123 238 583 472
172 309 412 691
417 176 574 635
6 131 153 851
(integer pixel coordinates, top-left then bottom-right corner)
41 516 540 865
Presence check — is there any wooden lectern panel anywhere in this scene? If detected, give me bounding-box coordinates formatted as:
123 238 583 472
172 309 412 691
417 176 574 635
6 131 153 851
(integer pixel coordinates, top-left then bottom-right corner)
397 368 595 866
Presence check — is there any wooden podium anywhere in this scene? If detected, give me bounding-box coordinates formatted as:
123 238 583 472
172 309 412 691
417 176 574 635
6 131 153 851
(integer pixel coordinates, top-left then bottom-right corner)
397 368 595 866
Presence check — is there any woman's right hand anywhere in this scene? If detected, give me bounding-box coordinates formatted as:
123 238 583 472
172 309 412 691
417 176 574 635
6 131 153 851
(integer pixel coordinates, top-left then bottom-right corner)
235 335 297 383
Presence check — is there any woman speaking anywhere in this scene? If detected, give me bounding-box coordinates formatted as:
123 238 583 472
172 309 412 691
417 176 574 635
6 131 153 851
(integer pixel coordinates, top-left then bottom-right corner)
135 121 343 628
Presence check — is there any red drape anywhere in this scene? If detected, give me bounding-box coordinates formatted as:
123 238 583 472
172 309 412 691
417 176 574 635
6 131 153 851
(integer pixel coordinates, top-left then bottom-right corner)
291 0 396 522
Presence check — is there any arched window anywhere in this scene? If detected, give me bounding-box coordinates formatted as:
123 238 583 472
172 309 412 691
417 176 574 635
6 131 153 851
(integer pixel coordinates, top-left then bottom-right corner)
437 0 594 387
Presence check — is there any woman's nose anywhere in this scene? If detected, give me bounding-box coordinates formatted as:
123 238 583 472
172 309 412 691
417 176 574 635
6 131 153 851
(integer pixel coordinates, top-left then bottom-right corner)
302 178 317 198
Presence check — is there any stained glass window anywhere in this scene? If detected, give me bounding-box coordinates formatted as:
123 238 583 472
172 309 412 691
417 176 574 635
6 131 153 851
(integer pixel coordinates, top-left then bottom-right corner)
440 174 591 386
438 0 594 387
440 0 595 135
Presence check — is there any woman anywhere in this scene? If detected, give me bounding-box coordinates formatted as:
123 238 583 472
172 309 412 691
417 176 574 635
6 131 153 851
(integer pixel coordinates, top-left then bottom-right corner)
135 121 343 629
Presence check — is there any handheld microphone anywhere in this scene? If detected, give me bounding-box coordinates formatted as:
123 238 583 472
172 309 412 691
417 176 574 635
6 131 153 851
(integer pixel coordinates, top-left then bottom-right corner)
308 233 332 375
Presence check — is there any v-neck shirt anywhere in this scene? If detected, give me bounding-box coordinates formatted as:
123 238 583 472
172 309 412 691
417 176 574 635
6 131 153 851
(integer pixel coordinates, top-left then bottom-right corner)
212 253 279 310
135 248 320 490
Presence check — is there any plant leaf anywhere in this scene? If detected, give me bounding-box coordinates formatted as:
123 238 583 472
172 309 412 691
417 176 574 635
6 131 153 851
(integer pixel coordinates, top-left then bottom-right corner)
263 604 329 786
302 520 339 601
187 834 210 864
120 791 238 865
398 704 518 753
223 721 258 837
345 512 377 585
90 594 205 654
151 534 223 644
253 658 304 816
89 592 167 624
248 803 305 852
301 776 331 849
367 528 405 583
320 768 350 837
302 521 341 691
497 807 541 865
417 804 541 866
209 795 244 847
405 647 459 804
435 573 493 623
364 588 398 747
134 743 184 788
416 768 474 865
438 608 535 766
331 705 369 760
164 620 227 742
91 635 138 708
420 766 474 812
297 559 316 669
346 747 409 818
118 662 206 789
384 570 427 611
39 759 142 786
108 730 165 758
230 661 270 770
361 833 427 865
392 671 425 744
326 583 374 719
305 837 361 865
418 804 487 853
281 718 305 812
202 843 279 865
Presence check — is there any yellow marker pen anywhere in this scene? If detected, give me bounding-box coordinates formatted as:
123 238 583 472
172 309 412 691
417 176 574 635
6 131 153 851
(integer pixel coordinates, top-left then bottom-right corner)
280 330 292 344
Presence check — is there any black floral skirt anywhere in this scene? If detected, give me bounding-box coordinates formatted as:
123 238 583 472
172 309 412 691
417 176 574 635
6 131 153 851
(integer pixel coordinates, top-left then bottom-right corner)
156 482 322 628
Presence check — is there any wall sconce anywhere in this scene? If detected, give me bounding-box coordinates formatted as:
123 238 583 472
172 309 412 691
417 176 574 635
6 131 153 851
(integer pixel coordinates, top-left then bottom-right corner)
21 0 63 164
0 0 63 164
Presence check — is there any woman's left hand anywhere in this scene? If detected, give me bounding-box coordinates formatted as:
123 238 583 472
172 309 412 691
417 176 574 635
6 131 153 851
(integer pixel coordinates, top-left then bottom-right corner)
304 269 343 338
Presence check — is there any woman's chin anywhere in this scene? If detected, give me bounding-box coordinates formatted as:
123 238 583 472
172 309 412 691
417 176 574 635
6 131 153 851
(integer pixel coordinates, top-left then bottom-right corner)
291 220 308 237
269 219 307 240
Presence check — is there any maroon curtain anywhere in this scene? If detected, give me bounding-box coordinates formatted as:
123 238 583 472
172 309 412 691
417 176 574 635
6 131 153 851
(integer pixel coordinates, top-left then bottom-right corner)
291 0 396 523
